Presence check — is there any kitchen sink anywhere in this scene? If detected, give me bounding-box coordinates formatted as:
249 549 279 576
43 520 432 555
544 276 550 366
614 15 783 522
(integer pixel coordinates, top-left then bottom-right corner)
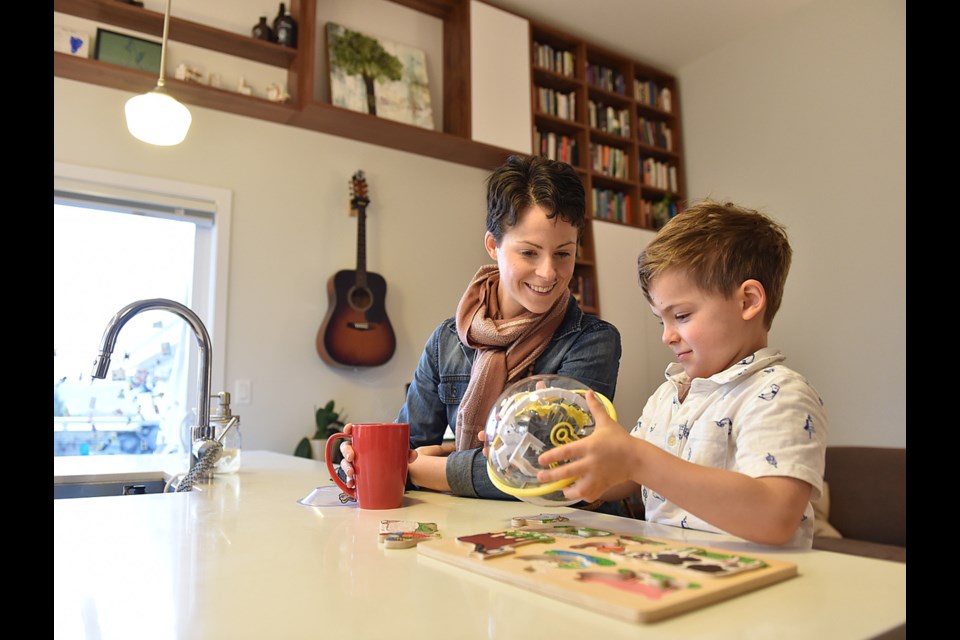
53 474 171 499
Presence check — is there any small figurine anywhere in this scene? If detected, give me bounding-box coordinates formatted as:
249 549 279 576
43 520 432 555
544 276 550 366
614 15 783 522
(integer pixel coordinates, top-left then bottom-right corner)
237 76 253 96
265 82 290 103
174 63 204 84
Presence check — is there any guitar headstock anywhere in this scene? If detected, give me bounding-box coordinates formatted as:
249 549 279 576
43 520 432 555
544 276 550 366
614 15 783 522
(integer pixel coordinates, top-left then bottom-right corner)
350 170 370 211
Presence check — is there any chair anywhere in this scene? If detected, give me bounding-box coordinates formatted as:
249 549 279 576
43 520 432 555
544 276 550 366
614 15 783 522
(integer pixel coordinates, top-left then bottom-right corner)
812 446 906 562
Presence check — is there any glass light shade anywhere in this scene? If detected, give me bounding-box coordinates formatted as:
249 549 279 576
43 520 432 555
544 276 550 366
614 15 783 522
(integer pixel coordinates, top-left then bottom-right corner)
125 87 192 146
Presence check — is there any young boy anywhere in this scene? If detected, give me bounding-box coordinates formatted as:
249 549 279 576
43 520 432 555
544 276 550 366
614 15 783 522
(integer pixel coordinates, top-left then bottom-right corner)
537 201 827 548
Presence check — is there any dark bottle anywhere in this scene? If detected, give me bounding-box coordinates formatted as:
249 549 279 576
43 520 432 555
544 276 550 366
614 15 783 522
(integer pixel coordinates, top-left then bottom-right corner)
251 16 273 42
272 3 298 48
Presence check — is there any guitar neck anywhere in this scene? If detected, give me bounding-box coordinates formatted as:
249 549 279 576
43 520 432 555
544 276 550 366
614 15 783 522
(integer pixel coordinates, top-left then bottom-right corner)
350 170 371 288
355 203 367 287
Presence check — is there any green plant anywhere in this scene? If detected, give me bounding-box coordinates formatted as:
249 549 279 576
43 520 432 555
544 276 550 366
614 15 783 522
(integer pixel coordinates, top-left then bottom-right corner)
293 400 346 459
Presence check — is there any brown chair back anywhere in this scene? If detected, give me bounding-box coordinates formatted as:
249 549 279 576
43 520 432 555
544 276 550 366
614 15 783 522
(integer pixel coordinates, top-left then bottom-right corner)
823 446 906 547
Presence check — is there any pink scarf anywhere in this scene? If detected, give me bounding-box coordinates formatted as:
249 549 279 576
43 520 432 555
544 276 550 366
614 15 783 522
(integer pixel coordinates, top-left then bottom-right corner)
453 264 570 450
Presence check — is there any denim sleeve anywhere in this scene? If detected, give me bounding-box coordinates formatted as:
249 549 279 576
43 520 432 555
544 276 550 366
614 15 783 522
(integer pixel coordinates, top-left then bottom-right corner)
554 321 622 400
445 448 517 500
397 324 450 448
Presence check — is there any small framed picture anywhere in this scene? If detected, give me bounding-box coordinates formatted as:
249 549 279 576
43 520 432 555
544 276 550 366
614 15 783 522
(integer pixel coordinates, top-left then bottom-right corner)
94 28 161 74
54 25 91 57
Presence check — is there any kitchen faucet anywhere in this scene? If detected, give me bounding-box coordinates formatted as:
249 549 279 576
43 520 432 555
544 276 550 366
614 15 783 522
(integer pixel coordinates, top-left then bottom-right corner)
91 298 218 487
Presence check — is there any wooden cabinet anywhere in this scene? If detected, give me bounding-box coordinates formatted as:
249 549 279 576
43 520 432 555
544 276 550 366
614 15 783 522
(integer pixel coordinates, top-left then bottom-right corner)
53 0 513 171
53 0 684 319
531 22 686 316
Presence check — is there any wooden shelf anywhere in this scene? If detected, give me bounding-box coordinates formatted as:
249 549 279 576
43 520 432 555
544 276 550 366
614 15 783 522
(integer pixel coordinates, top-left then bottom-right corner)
53 0 517 172
636 101 676 120
637 141 680 160
54 0 298 68
54 53 299 124
532 66 582 92
292 102 513 168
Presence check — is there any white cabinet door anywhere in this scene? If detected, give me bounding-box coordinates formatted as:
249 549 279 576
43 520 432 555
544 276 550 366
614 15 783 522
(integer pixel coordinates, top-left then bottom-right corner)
470 1 531 153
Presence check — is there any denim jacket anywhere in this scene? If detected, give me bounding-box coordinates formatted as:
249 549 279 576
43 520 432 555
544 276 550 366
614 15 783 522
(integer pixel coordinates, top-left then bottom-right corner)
397 295 622 499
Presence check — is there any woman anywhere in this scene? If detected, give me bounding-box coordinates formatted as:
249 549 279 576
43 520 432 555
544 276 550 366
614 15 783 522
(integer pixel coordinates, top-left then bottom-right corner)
340 154 622 501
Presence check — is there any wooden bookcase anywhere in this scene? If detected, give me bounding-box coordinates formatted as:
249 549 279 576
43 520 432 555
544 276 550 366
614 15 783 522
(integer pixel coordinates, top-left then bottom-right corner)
531 22 686 315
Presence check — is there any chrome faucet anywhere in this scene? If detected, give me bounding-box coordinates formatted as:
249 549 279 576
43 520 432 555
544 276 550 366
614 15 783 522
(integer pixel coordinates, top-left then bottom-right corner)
91 298 215 481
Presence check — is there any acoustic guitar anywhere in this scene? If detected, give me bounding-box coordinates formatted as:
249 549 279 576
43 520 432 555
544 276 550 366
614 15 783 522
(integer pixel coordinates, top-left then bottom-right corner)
317 171 397 368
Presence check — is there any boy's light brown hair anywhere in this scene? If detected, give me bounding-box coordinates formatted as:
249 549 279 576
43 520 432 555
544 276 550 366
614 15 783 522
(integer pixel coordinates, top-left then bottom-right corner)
637 200 792 329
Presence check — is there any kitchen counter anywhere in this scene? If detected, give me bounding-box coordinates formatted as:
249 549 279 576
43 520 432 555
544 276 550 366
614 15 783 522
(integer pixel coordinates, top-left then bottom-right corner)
54 451 906 639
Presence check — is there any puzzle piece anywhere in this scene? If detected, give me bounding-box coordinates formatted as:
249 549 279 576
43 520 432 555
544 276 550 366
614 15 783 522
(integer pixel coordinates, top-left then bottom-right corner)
634 547 767 576
456 529 555 559
379 520 440 549
510 513 569 527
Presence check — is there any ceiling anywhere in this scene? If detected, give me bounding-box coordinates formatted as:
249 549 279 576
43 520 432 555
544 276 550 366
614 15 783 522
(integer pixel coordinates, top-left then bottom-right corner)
486 0 819 72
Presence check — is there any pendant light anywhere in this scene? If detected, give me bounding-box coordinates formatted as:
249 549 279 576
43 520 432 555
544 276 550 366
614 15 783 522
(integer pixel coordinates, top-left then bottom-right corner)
124 0 192 146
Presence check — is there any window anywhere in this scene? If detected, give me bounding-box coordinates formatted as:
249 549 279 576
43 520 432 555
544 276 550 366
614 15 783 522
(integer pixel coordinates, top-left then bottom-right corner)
53 162 231 456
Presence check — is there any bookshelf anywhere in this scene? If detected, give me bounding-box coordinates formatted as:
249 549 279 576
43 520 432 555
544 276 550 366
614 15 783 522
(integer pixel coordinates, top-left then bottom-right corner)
531 22 686 315
531 26 686 227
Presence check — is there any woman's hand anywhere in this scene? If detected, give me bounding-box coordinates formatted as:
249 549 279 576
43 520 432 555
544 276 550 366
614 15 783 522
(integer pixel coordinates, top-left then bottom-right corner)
477 430 490 457
338 423 419 488
407 441 455 492
337 423 358 488
416 442 456 458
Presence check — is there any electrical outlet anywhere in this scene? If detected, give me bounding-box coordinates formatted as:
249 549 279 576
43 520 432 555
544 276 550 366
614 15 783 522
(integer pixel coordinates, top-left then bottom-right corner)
234 379 251 404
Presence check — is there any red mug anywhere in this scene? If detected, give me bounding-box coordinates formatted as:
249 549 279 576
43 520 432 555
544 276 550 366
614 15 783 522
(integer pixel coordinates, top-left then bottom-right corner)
326 423 410 509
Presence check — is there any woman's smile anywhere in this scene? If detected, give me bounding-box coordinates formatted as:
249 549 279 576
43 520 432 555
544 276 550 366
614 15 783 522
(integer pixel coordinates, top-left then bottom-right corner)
526 282 556 294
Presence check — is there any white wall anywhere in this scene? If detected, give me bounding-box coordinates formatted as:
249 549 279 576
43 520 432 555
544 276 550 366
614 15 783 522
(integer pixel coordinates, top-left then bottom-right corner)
676 0 906 446
54 0 905 454
592 223 661 427
54 78 491 454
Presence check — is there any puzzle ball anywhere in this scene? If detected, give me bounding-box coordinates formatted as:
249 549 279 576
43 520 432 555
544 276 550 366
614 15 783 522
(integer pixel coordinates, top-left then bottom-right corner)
484 374 616 507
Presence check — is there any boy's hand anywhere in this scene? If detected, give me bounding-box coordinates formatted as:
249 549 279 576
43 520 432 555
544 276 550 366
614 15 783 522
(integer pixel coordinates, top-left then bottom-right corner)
339 423 418 488
536 391 635 502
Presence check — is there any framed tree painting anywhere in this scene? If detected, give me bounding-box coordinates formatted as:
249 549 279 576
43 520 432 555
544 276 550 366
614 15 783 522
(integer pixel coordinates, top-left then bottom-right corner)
326 22 435 130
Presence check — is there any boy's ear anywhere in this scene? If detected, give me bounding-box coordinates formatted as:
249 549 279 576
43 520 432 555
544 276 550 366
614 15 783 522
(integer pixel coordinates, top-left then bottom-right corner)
740 279 766 321
484 232 498 260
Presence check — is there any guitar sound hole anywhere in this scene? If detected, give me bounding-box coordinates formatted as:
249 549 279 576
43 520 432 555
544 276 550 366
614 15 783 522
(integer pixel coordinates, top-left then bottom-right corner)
348 286 372 312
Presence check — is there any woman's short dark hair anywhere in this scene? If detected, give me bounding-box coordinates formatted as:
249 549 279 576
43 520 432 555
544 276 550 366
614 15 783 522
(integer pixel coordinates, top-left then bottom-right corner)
485 155 586 244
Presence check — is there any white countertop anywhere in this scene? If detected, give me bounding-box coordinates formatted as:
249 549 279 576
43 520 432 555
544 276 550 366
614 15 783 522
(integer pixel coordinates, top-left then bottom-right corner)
54 451 906 640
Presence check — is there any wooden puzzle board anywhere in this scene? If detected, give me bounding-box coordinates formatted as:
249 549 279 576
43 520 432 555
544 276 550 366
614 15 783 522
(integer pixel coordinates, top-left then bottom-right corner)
417 516 797 623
